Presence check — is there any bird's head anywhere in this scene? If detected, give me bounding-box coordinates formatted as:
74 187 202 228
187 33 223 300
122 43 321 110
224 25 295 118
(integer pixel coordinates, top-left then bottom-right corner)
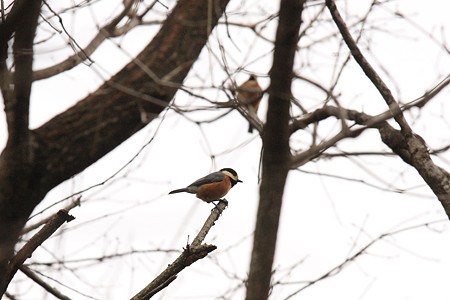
220 168 243 186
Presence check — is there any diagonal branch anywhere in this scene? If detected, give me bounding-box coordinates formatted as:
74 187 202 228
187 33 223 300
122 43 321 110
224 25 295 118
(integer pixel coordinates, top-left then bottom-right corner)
282 220 446 299
33 0 230 194
0 0 230 292
33 0 142 81
130 200 228 300
325 0 450 219
21 197 81 235
290 102 450 217
19 266 72 300
2 210 74 294
325 0 412 136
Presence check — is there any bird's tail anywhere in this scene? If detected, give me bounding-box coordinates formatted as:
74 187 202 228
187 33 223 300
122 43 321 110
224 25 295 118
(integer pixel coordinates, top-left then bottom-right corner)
168 188 188 194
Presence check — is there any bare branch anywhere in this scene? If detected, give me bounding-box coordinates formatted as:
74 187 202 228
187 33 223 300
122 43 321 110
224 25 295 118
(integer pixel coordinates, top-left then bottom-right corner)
292 0 450 219
403 74 450 109
142 275 177 299
290 101 450 218
326 0 412 135
19 266 72 300
33 0 140 81
21 197 81 235
130 200 228 300
0 0 231 293
2 210 74 294
29 248 180 267
281 220 447 299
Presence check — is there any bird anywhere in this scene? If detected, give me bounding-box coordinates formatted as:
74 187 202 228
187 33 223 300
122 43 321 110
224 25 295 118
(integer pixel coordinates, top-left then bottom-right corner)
236 75 263 133
168 168 242 209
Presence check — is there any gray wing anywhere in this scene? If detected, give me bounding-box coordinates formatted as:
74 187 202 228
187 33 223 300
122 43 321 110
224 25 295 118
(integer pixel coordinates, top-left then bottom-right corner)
188 172 226 188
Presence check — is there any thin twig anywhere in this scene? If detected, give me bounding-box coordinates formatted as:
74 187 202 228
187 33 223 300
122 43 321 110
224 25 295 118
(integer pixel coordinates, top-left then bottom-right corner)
325 0 412 136
6 210 75 287
42 0 94 65
22 197 80 234
282 219 447 299
34 0 140 80
19 266 72 300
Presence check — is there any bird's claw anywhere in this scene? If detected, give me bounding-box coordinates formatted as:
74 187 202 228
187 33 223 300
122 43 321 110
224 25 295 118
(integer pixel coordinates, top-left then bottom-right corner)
211 199 228 214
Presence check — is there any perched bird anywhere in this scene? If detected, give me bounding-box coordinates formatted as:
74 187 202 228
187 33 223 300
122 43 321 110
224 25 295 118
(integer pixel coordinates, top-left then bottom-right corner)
236 75 263 133
169 168 242 207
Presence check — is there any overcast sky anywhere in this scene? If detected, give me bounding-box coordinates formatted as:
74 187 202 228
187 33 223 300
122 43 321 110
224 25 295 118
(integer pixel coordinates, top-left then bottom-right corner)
3 0 450 299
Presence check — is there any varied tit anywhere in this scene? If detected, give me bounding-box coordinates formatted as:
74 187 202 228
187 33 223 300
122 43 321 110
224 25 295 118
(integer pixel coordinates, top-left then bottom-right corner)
169 168 242 207
237 75 263 133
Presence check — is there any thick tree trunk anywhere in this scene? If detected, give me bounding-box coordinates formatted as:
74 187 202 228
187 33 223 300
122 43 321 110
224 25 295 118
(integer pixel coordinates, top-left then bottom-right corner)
245 1 305 299
0 0 230 294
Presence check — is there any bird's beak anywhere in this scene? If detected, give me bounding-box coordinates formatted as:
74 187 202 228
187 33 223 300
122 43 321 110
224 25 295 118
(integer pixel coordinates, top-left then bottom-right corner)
238 179 243 183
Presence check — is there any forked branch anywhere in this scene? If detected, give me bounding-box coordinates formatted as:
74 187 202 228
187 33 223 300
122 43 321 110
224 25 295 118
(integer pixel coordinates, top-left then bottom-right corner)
325 0 450 218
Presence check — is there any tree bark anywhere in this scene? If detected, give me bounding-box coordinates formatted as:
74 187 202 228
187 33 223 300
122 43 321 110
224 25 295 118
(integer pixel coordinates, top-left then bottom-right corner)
0 0 230 293
0 0 43 293
245 1 305 299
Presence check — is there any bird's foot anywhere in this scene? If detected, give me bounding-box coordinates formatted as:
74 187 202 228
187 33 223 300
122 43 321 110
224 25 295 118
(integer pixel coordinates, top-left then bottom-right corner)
211 199 228 214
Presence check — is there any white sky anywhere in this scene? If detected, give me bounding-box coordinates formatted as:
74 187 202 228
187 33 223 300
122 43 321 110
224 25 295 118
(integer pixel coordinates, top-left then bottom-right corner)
2 0 450 299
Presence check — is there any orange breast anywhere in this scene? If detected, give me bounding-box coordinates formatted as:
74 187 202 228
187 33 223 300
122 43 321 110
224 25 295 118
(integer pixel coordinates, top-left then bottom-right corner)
251 99 261 110
237 81 262 107
196 177 231 202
